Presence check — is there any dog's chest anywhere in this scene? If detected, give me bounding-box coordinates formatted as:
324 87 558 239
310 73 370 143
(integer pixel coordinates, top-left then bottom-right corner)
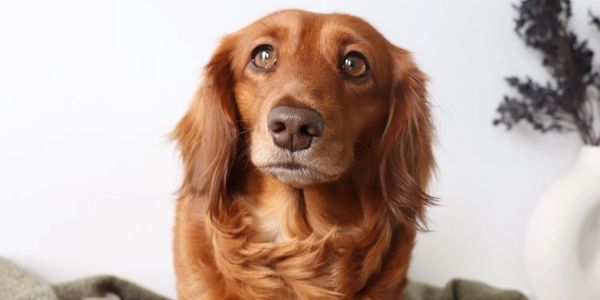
256 208 289 242
252 192 295 242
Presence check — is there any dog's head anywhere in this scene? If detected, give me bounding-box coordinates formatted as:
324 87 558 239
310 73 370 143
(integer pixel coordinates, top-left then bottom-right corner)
174 10 434 224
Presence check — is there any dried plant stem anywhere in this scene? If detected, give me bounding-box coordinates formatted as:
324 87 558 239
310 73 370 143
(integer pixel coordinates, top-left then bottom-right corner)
494 0 600 146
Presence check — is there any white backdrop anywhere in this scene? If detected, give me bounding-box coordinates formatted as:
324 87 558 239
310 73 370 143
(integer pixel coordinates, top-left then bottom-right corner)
1 0 599 298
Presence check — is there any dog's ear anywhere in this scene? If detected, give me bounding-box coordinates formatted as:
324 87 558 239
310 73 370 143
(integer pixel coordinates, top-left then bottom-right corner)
173 36 239 219
379 46 435 227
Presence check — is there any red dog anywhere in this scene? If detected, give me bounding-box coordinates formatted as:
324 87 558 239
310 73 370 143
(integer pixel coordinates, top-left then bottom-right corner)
173 9 434 299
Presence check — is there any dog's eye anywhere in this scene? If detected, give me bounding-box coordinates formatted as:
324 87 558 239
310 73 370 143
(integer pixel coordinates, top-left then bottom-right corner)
341 51 369 78
251 44 277 70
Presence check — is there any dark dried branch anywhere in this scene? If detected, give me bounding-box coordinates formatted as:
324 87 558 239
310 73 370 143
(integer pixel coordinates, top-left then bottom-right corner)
591 10 600 32
494 0 600 145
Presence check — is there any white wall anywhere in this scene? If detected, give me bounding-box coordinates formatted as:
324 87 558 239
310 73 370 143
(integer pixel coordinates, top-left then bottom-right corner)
1 0 598 298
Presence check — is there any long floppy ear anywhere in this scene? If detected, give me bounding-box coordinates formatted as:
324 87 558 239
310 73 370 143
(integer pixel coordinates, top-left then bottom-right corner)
379 46 435 227
172 37 239 218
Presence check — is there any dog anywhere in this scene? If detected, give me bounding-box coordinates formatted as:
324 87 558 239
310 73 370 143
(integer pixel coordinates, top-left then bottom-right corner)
172 9 434 300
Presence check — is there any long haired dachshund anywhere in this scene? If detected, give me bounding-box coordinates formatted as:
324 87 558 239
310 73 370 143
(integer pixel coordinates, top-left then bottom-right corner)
172 9 434 300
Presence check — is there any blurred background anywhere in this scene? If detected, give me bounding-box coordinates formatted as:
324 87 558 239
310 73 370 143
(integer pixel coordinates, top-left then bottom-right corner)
1 0 599 298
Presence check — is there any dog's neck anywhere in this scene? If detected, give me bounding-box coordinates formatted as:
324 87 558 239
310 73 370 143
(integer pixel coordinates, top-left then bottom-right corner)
238 166 380 242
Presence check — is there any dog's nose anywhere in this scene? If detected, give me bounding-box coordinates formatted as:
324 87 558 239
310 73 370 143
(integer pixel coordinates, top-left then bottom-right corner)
267 106 323 152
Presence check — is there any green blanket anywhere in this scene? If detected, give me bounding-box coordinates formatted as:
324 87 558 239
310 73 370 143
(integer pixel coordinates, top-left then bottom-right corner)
0 257 527 300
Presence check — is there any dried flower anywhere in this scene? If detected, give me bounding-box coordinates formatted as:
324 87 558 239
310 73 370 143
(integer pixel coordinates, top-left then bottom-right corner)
494 0 600 145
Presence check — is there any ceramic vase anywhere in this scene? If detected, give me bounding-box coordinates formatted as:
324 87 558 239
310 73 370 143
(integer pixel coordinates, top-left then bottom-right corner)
525 146 600 300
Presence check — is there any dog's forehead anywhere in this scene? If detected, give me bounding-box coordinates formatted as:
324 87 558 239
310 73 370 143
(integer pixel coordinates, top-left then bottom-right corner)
242 10 385 47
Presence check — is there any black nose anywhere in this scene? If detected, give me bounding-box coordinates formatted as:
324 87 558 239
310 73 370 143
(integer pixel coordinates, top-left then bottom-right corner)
267 106 324 152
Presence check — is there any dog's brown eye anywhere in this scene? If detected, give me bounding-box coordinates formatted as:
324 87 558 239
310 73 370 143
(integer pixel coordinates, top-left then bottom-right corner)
341 51 369 78
251 44 277 70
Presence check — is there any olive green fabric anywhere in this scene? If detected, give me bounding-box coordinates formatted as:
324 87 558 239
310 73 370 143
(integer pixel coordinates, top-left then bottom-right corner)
52 276 168 300
1 257 527 300
404 280 528 300
0 257 167 300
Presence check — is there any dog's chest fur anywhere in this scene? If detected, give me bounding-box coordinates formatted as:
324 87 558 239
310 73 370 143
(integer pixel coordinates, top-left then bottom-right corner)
253 191 294 242
208 187 397 299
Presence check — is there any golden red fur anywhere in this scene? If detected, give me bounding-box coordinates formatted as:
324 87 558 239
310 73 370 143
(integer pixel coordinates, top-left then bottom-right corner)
172 9 434 300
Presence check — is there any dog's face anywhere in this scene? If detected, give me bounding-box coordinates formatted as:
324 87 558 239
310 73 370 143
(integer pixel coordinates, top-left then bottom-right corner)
229 11 396 186
174 9 432 221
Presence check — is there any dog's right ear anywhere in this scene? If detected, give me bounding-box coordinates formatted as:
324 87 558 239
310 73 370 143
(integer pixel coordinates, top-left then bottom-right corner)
172 36 239 218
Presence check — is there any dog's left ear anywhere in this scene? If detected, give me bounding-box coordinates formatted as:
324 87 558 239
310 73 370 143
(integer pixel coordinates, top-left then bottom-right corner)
379 46 435 227
172 36 240 219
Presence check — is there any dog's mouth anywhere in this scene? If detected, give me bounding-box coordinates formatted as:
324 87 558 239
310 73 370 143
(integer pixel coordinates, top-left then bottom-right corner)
264 162 305 170
258 160 337 186
261 161 314 178
250 133 350 186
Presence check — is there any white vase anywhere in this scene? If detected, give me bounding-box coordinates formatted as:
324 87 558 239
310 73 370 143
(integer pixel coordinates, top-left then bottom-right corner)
525 145 600 300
